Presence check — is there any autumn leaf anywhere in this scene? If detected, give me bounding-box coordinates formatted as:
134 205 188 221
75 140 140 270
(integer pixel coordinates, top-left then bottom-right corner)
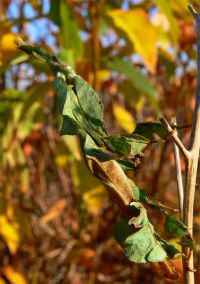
105 9 157 73
2 266 27 284
113 104 135 132
0 213 20 254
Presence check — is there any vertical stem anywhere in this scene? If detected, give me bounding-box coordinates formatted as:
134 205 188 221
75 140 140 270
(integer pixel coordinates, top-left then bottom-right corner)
171 117 184 220
183 5 200 284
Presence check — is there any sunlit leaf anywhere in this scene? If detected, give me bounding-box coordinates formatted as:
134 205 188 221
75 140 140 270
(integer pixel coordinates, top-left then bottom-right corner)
113 104 135 132
0 213 20 254
105 9 157 72
0 33 18 62
2 266 27 284
169 0 190 19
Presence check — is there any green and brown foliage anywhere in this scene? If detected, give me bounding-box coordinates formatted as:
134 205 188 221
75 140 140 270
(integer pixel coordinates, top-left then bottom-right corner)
0 0 200 283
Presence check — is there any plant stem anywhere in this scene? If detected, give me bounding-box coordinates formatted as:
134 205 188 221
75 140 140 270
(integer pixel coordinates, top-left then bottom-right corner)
171 117 184 221
159 117 190 160
160 6 200 281
182 5 200 284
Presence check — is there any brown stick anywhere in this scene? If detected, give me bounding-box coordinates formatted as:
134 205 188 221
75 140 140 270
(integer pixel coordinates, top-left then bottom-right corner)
171 117 184 220
182 5 200 284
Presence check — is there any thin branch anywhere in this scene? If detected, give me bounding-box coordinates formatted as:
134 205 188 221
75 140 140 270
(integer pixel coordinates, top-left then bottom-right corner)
171 117 184 220
188 5 198 18
189 5 200 153
181 5 200 284
159 117 190 160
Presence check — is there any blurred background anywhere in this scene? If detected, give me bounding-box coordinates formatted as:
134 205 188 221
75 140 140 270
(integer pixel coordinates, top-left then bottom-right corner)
0 0 200 283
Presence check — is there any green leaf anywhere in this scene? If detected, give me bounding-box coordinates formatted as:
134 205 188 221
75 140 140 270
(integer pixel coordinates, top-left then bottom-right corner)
15 38 75 79
133 121 169 140
107 58 158 110
164 213 194 250
116 159 136 171
104 133 150 156
60 81 106 147
16 41 106 146
54 72 68 115
114 207 179 263
103 121 170 157
60 76 107 145
127 178 195 251
60 85 87 137
72 75 106 138
49 0 83 57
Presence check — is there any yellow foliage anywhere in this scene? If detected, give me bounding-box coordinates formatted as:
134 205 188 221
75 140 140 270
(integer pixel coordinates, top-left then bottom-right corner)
0 33 17 51
0 212 20 254
113 104 135 133
2 266 27 284
169 238 182 253
89 70 110 86
0 33 19 63
107 9 157 73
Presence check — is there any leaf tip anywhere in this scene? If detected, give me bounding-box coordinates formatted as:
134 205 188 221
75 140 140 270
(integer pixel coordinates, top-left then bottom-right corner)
14 37 25 48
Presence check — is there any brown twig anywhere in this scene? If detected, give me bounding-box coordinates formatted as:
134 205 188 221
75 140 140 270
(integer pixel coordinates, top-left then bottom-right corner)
182 5 200 284
171 117 184 220
159 117 190 160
